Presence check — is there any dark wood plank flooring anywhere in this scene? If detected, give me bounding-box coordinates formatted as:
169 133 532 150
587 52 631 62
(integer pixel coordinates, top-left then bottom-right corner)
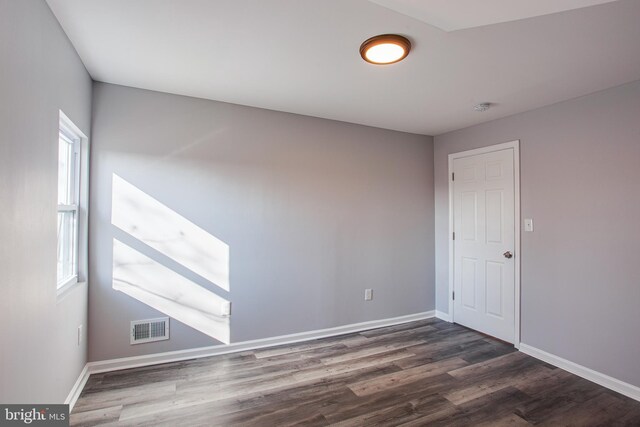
71 319 640 426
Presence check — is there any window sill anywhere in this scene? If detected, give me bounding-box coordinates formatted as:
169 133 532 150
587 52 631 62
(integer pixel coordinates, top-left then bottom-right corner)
56 277 86 303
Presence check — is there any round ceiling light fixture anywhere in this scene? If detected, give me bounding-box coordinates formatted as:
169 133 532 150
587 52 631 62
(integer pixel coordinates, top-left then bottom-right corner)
360 34 411 65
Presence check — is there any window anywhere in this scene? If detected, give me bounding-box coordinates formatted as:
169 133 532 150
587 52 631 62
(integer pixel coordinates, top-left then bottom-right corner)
57 113 82 289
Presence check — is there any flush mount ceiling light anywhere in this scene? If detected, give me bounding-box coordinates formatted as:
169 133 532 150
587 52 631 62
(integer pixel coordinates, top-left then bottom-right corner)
359 34 411 65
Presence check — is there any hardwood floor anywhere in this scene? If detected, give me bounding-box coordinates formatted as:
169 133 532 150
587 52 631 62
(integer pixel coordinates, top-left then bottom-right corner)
71 319 640 426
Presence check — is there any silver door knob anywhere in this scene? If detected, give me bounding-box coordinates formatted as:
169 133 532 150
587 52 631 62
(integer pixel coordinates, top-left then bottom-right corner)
503 251 513 259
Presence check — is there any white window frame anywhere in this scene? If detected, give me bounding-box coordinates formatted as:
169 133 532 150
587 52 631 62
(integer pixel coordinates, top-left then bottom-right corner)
57 111 88 297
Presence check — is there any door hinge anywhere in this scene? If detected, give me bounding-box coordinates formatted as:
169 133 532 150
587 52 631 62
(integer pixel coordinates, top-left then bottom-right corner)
452 231 455 240
452 291 455 301
452 172 455 181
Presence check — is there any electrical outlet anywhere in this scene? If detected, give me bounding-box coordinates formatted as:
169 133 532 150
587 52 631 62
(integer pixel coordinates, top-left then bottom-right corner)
221 301 232 316
77 325 83 346
364 289 373 301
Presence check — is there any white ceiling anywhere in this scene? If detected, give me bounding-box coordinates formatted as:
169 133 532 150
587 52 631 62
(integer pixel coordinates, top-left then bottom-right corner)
368 0 620 31
46 0 640 136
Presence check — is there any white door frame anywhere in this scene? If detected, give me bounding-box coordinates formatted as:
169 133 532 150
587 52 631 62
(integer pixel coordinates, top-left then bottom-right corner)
447 140 521 348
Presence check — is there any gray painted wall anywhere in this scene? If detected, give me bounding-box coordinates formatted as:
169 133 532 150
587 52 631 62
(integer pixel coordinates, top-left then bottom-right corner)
434 80 640 387
89 83 435 361
0 0 92 403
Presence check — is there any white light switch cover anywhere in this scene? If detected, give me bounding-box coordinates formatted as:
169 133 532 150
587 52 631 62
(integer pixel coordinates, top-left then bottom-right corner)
524 218 534 232
221 301 231 316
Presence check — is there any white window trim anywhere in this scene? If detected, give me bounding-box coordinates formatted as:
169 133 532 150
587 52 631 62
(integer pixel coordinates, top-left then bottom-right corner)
57 110 89 300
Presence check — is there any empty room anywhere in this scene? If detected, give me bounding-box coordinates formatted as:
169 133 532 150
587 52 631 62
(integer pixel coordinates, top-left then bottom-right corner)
2 0 640 425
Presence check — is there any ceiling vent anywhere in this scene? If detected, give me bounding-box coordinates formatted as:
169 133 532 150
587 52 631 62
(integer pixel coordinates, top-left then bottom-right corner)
131 317 169 344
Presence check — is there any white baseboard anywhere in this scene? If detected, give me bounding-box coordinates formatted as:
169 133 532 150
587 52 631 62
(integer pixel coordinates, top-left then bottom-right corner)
86 311 435 375
435 310 452 322
519 343 640 402
65 364 90 411
68 316 640 408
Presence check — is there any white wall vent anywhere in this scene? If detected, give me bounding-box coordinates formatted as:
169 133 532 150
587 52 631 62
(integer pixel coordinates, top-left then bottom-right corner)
130 317 169 344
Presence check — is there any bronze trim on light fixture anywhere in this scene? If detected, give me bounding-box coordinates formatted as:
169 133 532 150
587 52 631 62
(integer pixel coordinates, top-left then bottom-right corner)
359 34 411 65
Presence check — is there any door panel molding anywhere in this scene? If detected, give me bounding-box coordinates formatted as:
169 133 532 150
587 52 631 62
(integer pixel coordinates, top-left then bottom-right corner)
448 140 521 347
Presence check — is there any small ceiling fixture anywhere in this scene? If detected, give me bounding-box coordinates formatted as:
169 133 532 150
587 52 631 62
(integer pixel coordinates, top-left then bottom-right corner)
473 103 492 112
360 34 411 65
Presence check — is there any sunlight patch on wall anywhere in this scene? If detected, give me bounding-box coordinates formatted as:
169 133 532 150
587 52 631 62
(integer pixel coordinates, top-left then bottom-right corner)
113 239 230 344
111 174 230 292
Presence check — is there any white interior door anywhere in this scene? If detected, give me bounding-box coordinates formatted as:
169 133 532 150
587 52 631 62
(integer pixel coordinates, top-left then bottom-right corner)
453 148 515 343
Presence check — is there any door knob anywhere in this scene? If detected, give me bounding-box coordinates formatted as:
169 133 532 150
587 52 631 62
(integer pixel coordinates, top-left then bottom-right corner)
503 251 513 259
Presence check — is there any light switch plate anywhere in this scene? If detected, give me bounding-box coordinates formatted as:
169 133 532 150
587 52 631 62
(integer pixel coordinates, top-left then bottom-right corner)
524 218 534 232
221 301 231 316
